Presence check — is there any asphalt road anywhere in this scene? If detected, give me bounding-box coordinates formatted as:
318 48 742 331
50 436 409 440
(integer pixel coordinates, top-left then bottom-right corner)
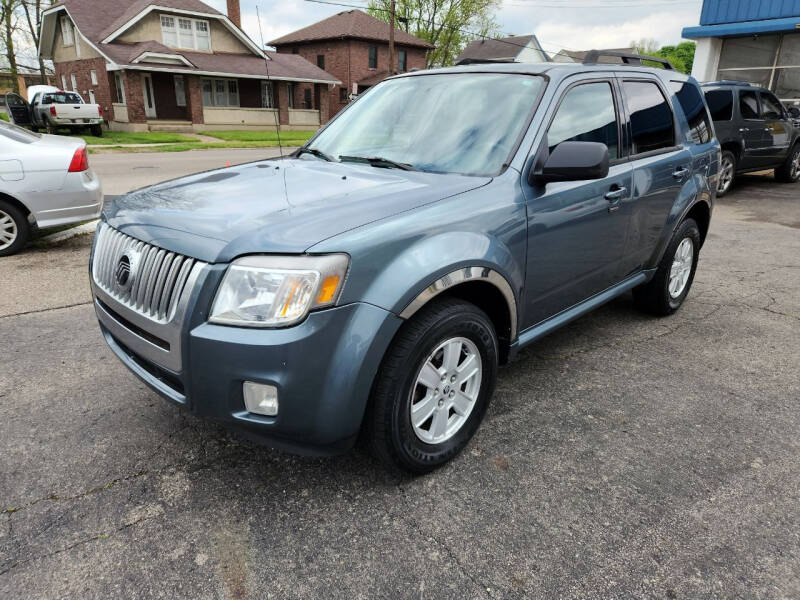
1 173 799 599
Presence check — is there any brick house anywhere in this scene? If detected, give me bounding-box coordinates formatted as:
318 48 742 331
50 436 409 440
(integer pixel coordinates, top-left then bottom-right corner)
36 0 340 132
270 10 433 119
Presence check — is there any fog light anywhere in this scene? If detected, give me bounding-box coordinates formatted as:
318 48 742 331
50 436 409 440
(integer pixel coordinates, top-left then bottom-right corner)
243 381 278 416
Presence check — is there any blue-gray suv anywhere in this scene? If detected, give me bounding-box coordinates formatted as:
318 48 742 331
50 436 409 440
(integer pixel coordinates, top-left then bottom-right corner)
91 53 719 472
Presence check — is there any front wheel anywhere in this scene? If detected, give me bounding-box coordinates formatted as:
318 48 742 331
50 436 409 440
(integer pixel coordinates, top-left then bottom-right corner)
0 200 30 257
633 218 701 316
364 299 498 473
775 144 800 183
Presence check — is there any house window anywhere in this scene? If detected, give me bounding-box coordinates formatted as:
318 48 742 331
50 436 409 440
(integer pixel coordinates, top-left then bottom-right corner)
61 74 68 90
60 16 74 46
292 48 299 54
201 78 239 107
397 50 407 72
304 88 312 109
287 83 295 108
174 75 186 107
114 72 126 104
339 87 348 103
317 54 325 69
368 46 377 69
70 74 78 92
161 14 211 51
261 81 275 108
90 70 98 85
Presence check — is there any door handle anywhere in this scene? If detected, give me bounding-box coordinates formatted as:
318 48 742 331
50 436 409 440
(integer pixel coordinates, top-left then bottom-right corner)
739 127 749 132
604 186 626 212
672 166 690 179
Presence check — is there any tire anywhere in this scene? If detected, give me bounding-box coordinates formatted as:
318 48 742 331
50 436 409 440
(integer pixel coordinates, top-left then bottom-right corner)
633 218 701 317
91 125 103 137
364 298 499 473
775 144 800 183
44 118 55 135
0 200 30 257
716 150 736 197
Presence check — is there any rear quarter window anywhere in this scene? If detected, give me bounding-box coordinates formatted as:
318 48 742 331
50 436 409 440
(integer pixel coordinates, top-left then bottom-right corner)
703 89 733 121
671 81 712 144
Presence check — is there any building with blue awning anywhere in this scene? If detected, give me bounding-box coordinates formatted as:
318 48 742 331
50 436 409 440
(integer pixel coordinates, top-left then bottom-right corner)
683 0 800 103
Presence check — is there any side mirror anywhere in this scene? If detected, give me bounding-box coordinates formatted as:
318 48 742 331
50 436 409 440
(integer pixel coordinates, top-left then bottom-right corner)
533 141 610 184
788 107 800 118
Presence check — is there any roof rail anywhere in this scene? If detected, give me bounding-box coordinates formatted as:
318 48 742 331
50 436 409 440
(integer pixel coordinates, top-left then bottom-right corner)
582 50 674 70
455 57 518 66
701 80 753 87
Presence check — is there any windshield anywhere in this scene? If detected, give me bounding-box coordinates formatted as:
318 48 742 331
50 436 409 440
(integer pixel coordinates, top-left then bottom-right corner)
0 120 42 143
308 73 545 176
42 92 83 104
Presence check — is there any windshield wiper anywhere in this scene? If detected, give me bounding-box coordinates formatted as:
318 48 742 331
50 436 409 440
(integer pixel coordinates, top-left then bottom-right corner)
339 155 417 171
295 147 335 162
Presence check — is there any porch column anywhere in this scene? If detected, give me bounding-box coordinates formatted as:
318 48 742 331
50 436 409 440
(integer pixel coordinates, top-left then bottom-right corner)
276 81 290 126
124 71 147 124
316 83 330 124
185 76 204 125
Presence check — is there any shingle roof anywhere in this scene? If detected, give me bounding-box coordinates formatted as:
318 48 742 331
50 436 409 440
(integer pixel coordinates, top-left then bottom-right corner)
269 10 434 49
456 35 534 62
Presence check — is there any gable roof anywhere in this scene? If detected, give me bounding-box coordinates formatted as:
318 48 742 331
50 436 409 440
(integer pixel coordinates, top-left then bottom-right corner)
560 48 637 64
269 10 434 49
456 35 537 62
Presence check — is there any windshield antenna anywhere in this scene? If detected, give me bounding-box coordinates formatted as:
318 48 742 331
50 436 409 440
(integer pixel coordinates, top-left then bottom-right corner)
256 5 284 159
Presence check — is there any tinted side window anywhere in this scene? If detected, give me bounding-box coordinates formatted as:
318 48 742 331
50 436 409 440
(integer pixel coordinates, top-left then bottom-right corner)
622 81 675 154
704 89 733 121
739 90 760 119
760 92 784 119
671 81 712 144
547 82 619 159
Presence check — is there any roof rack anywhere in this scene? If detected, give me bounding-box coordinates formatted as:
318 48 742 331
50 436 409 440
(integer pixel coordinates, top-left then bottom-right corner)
455 58 518 66
582 50 674 70
701 80 753 87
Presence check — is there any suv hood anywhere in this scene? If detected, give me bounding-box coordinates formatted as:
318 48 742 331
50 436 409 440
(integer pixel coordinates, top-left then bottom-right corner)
104 158 491 263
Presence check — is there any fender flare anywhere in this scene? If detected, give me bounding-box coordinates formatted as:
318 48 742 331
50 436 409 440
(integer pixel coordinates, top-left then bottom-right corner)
398 266 518 341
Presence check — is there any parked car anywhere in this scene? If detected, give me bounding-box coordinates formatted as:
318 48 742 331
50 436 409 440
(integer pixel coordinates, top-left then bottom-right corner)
90 54 718 473
0 120 102 256
5 85 103 136
702 81 800 196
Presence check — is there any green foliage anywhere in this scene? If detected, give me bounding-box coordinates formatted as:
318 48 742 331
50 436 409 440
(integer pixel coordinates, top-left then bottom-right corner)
0 112 8 122
367 0 502 67
630 39 696 75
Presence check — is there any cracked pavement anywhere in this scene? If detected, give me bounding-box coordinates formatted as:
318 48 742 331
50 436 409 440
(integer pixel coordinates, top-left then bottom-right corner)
1 173 799 598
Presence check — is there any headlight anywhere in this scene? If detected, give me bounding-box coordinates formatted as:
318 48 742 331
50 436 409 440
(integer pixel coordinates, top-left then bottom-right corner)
209 254 349 327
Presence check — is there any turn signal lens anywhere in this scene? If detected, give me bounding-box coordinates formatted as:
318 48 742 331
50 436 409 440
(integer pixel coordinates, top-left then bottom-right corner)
68 147 89 172
316 274 341 304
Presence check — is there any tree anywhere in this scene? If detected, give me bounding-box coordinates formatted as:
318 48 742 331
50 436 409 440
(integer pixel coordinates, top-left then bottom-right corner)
0 0 21 93
19 0 50 83
368 0 502 68
630 38 696 75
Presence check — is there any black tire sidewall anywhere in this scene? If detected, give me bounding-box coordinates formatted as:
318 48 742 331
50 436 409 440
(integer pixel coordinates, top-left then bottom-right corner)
662 219 701 312
0 200 29 257
378 302 498 472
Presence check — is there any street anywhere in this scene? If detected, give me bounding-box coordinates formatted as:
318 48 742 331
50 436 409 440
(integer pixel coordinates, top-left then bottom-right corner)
1 161 799 598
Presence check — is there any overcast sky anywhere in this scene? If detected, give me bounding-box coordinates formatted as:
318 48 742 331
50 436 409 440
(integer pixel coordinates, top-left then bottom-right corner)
205 0 705 53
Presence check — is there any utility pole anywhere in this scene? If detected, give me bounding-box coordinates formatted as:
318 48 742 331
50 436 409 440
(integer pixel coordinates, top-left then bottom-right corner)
388 0 396 75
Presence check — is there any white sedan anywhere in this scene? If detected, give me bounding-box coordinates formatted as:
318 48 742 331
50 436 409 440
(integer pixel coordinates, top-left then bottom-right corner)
0 120 102 256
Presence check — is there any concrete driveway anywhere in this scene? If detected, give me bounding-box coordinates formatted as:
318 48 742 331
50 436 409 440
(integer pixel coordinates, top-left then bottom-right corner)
1 174 799 599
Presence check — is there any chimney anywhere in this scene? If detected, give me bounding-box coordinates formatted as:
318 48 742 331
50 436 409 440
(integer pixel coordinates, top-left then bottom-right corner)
227 0 241 28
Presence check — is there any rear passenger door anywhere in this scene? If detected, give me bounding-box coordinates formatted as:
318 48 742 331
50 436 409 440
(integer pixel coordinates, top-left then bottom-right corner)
617 77 693 274
758 90 793 165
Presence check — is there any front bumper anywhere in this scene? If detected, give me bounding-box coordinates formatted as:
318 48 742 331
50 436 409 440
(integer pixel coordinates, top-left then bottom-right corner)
92 261 403 454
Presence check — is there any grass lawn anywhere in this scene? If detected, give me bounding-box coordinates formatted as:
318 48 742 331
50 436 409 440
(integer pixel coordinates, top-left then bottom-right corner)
202 130 316 143
0 113 8 122
77 131 198 145
89 140 305 154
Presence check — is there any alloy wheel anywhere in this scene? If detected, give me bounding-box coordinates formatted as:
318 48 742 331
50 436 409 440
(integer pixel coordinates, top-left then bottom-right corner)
0 209 18 251
791 149 800 181
718 156 734 193
669 238 694 298
410 336 482 445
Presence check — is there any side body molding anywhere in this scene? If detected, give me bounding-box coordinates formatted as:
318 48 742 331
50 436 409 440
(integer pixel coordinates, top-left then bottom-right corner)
398 266 518 340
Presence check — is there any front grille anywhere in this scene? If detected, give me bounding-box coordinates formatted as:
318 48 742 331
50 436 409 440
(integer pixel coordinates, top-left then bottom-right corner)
92 222 201 323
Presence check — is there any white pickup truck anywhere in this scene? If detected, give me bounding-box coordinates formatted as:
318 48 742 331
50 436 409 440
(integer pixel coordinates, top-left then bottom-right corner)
5 85 103 136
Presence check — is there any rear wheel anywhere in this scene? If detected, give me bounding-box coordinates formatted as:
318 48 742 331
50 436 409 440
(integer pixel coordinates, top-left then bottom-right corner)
717 150 736 196
633 218 701 316
0 200 30 257
364 299 498 473
90 124 103 137
775 144 800 183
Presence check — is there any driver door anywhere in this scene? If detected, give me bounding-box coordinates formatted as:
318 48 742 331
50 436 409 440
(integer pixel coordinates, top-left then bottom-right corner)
4 92 32 127
521 77 633 328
